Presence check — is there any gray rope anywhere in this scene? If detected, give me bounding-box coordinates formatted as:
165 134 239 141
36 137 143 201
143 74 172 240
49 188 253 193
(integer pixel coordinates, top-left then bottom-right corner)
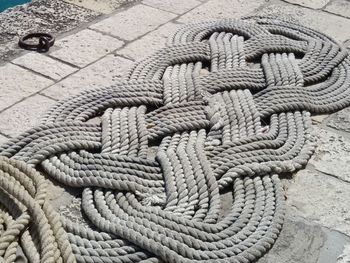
1 17 350 262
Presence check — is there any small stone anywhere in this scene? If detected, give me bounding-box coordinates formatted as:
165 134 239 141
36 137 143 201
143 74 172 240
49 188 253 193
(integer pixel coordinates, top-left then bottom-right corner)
0 94 56 137
286 169 350 236
90 4 176 41
325 0 350 19
50 29 124 67
42 55 133 99
283 0 330 9
143 0 201 14
12 53 78 80
0 63 54 111
327 107 350 133
177 0 266 23
309 127 350 183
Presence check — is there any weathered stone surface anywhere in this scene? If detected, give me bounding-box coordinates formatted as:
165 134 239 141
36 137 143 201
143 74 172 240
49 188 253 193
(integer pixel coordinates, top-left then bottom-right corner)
319 231 350 263
286 169 350 236
12 53 78 80
0 134 8 146
309 128 350 183
63 0 135 14
90 4 176 41
0 0 99 61
0 94 56 137
254 0 350 42
283 0 330 9
0 63 54 111
50 29 124 67
42 55 133 99
311 114 329 124
58 196 88 225
327 107 350 133
118 22 182 60
325 0 350 19
257 213 350 263
337 244 350 263
143 0 200 14
177 0 265 23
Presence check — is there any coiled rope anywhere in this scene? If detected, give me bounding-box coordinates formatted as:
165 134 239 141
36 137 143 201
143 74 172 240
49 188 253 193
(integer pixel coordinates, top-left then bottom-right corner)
1 17 350 262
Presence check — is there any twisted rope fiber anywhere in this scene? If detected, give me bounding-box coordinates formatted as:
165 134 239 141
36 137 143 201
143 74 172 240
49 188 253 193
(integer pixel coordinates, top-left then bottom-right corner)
1 17 350 262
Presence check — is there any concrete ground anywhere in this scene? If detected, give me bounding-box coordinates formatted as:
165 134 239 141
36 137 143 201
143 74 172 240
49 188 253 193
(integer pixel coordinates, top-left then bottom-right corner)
0 0 350 262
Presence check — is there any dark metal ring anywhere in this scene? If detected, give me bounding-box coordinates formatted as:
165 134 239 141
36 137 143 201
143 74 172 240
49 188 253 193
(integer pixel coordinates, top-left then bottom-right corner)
18 33 55 52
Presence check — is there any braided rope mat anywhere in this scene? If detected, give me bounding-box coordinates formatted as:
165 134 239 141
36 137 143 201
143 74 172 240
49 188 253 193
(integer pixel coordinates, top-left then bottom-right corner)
1 17 350 263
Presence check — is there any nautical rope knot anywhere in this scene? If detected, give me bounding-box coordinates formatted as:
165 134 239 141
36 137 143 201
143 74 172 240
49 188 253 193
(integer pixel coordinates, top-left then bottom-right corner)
1 17 350 263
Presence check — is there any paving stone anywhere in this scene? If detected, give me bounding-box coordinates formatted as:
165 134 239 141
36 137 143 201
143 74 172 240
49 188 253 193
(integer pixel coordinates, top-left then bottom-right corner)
0 63 54 111
58 196 89 225
42 55 133 100
177 0 265 23
311 114 329 124
90 4 176 41
0 134 9 146
254 1 350 42
286 169 350 236
344 39 350 48
337 244 350 263
308 128 350 183
118 22 182 60
283 0 330 9
325 0 350 18
257 212 350 263
0 0 99 61
63 0 135 14
12 53 78 81
50 29 124 67
143 0 201 14
327 106 350 133
318 231 350 263
0 94 56 137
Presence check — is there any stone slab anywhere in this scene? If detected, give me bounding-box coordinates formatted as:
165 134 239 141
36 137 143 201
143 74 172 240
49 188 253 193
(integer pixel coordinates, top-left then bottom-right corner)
325 0 350 19
254 0 350 42
257 213 350 263
327 107 350 133
283 0 330 9
90 4 177 41
63 0 135 14
0 0 99 61
177 0 266 23
0 94 56 137
143 0 201 14
12 53 78 81
118 22 182 60
318 231 350 263
0 134 8 146
42 55 133 100
309 128 350 183
286 169 350 236
311 114 329 124
337 244 350 263
50 29 124 67
0 63 54 111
